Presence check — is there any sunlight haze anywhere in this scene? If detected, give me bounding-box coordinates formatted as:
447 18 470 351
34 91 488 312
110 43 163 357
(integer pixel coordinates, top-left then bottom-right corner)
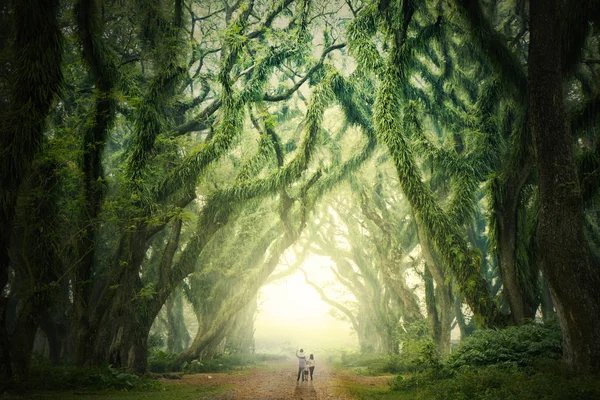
254 255 358 354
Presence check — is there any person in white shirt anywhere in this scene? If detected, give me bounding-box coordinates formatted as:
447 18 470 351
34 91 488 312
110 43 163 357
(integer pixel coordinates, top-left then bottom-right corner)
307 353 315 380
295 349 306 381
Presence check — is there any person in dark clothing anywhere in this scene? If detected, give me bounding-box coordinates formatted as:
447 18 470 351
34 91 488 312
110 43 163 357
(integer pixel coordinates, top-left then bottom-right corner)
295 349 306 382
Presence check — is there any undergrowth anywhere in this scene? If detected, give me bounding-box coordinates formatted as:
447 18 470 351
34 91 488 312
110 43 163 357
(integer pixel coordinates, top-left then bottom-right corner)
341 321 600 400
148 351 287 373
19 364 161 392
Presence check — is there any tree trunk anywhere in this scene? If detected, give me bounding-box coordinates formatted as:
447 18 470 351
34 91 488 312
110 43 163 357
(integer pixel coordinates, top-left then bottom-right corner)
92 218 183 372
424 266 441 346
166 289 190 353
418 222 453 355
73 0 117 366
39 312 62 365
9 302 39 381
528 0 600 371
227 295 257 354
540 275 555 322
454 294 475 339
0 0 63 381
495 170 537 323
435 284 453 356
0 296 11 384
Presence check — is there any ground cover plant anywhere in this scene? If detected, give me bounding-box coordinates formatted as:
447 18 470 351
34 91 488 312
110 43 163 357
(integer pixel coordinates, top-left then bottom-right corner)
340 322 600 400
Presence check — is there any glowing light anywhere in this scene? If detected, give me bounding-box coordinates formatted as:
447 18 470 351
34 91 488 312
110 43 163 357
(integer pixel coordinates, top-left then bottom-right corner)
254 255 358 353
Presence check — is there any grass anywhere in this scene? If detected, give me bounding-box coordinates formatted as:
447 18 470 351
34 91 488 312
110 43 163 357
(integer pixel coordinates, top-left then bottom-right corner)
340 381 399 400
339 362 600 400
336 322 600 400
24 381 231 400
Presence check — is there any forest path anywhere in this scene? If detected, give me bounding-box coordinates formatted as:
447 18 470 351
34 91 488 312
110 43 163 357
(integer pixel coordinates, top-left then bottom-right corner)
164 361 392 399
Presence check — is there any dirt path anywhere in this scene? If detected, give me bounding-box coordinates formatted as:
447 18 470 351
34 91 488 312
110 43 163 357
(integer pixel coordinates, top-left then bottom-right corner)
164 361 391 399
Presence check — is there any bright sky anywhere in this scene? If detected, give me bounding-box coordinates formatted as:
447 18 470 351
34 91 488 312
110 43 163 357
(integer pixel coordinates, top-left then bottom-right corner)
254 254 359 354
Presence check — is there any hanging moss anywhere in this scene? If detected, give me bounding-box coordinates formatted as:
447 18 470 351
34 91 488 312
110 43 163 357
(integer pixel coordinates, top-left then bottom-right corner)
370 19 500 325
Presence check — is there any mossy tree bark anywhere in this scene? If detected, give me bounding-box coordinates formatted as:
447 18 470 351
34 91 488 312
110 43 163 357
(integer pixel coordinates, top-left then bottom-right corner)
0 0 63 382
417 223 453 356
528 0 600 372
73 0 118 366
493 165 538 323
166 288 191 353
9 159 62 380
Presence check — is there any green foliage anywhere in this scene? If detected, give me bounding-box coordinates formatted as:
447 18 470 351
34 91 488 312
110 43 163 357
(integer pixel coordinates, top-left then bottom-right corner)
148 350 178 373
386 362 600 400
181 354 263 373
149 351 286 374
335 339 439 376
22 365 159 392
340 353 411 375
148 332 165 350
447 322 561 369
368 5 499 325
343 324 596 400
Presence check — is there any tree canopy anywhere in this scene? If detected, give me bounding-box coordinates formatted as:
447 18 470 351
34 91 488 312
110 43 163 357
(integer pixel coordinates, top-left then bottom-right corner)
1 0 599 385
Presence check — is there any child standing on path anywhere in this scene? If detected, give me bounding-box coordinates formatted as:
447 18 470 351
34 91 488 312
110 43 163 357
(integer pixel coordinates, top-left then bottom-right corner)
308 354 315 380
295 349 307 382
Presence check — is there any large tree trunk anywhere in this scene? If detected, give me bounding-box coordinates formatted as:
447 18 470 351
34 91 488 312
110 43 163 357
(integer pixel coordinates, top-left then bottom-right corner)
0 296 10 383
0 0 62 382
540 276 555 322
495 169 537 323
528 0 600 371
72 0 117 366
91 218 183 372
454 293 475 339
226 295 257 354
424 266 441 344
39 312 63 365
177 219 302 365
418 223 453 355
88 229 148 367
166 289 191 353
8 157 61 380
435 283 453 356
9 302 39 381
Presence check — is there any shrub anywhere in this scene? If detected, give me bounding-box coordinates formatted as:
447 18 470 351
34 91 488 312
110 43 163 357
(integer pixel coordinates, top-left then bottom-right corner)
23 364 160 391
181 353 262 373
147 332 165 350
148 350 178 373
391 362 600 400
149 351 285 374
336 352 415 375
446 321 561 370
385 322 593 400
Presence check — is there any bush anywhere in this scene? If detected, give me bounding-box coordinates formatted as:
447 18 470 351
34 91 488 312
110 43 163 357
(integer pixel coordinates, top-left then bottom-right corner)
446 321 561 369
336 352 415 375
23 364 160 391
147 332 165 350
390 361 600 400
148 351 286 374
148 350 179 373
384 322 595 400
181 353 272 373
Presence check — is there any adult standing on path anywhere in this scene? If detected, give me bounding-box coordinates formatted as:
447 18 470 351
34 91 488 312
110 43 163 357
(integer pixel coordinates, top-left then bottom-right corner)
295 349 307 382
308 354 315 380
